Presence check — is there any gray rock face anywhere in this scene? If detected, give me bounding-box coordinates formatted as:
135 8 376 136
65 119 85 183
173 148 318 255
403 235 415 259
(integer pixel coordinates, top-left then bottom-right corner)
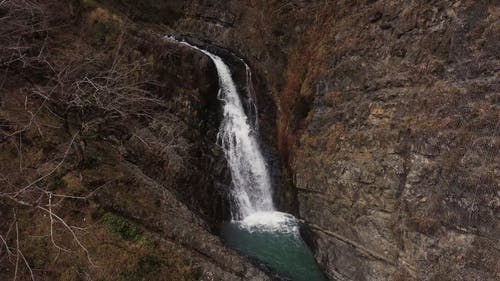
108 37 272 280
0 4 273 276
95 161 271 281
39 1 496 280
290 1 499 280
164 0 499 280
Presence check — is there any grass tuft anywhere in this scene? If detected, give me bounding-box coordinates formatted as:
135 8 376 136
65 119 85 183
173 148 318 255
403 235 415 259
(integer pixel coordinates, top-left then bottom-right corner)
102 212 144 242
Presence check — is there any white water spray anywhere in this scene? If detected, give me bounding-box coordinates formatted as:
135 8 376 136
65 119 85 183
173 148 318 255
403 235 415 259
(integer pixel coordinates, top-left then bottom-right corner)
244 64 259 130
165 37 274 218
164 37 329 281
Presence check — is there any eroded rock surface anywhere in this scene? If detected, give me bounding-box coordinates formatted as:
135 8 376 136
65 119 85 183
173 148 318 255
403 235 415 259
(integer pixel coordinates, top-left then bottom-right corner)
1 0 498 280
288 1 499 280
0 2 271 279
160 1 499 280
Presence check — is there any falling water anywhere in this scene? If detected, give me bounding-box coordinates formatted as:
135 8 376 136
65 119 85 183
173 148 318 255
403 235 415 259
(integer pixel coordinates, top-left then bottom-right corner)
244 64 259 130
166 36 274 220
165 36 328 281
213 54 275 220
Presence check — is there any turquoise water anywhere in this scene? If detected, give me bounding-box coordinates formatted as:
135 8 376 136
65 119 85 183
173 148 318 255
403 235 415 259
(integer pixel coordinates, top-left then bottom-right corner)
221 221 328 281
168 36 327 281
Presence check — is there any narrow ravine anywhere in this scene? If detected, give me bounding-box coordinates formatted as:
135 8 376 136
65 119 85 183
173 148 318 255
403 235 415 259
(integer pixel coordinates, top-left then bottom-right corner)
166 36 328 281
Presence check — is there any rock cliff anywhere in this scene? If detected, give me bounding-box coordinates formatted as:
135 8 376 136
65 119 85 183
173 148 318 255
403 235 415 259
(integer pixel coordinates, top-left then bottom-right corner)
1 0 498 281
285 1 499 280
0 1 271 280
162 0 499 280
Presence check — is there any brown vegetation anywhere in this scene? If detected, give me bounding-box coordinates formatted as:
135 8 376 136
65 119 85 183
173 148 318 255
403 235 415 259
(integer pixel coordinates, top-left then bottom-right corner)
0 1 196 280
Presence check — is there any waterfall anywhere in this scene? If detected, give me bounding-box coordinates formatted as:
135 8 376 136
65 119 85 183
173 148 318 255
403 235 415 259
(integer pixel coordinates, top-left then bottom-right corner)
165 36 275 220
244 64 259 130
165 37 329 281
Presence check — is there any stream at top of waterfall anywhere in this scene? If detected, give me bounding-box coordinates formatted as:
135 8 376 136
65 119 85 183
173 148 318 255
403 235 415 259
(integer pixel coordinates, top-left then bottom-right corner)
166 36 329 281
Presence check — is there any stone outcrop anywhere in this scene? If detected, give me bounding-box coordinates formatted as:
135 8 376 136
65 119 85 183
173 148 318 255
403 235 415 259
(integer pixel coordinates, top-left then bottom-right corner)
289 1 499 280
156 0 499 280
0 2 272 279
1 0 498 280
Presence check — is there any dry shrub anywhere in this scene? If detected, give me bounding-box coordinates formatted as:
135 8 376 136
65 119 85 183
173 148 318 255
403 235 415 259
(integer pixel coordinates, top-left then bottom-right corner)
88 7 123 44
392 269 414 281
408 191 444 235
46 50 163 120
0 0 48 72
0 2 169 280
276 1 337 164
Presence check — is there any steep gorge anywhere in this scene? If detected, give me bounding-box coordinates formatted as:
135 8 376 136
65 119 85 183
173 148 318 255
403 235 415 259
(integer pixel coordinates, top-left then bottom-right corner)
0 0 498 281
167 1 499 280
155 2 498 280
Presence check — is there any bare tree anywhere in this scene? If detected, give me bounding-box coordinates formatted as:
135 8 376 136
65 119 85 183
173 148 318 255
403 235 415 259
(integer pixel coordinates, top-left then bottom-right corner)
0 1 169 279
0 0 50 75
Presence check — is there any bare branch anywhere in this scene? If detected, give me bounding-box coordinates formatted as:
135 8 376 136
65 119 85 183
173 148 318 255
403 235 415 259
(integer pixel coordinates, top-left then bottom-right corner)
37 205 94 266
1 194 94 266
16 133 78 195
48 193 70 253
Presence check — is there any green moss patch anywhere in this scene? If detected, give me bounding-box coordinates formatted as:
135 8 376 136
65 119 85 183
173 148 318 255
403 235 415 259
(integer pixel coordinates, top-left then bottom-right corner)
102 212 144 242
